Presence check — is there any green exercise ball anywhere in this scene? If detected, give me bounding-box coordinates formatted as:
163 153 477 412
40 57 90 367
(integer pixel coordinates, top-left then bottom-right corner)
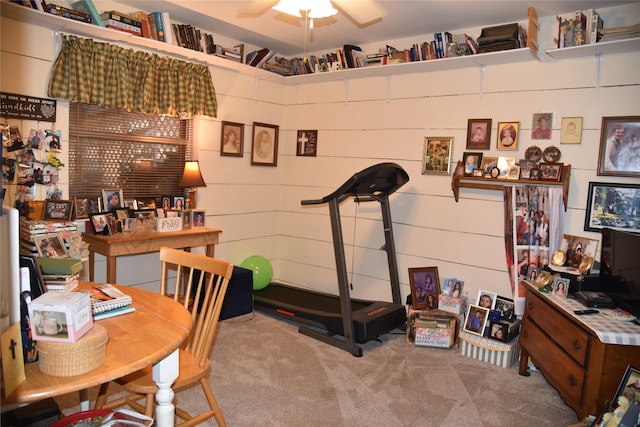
241 255 273 290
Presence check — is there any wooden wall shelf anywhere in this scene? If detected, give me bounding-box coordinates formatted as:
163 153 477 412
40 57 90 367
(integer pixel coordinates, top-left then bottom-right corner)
451 162 571 211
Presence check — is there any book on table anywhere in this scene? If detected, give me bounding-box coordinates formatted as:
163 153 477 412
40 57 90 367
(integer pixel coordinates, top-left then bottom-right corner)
78 283 133 314
93 304 136 320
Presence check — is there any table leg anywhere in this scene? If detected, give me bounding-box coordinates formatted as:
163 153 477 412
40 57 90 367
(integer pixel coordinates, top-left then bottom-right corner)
106 256 116 284
206 243 215 258
89 251 95 282
152 349 179 427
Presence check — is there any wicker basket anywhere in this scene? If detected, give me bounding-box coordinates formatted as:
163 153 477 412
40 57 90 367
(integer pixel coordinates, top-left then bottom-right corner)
37 323 108 376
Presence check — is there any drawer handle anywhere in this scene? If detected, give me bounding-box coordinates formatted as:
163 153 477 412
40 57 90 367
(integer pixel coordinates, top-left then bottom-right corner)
522 330 529 339
568 374 578 387
528 301 534 310
572 339 582 351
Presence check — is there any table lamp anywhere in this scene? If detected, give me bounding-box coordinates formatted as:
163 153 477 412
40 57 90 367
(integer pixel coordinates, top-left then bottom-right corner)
179 160 206 209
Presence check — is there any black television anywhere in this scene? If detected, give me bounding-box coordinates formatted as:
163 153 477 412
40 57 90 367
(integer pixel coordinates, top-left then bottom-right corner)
599 227 640 318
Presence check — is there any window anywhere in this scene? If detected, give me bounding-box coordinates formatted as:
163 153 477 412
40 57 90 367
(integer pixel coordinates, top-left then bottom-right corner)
68 103 193 204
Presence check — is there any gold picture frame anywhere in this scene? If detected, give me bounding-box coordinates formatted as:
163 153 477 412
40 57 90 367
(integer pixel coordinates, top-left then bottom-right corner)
422 137 453 175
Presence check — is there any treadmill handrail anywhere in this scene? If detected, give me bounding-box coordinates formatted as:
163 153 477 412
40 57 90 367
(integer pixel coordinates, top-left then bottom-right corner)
300 162 409 206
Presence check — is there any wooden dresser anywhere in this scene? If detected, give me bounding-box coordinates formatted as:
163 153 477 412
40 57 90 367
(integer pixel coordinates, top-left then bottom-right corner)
519 282 640 420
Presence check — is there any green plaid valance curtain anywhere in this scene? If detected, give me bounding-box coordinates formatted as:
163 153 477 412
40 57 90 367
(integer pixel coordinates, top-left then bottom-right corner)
48 35 217 118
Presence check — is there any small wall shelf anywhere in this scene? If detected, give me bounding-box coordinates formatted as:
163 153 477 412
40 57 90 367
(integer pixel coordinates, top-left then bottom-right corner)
451 162 571 211
546 37 640 60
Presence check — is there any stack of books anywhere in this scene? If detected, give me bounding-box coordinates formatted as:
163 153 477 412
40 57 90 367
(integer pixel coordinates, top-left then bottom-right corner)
37 257 83 292
42 273 80 292
78 283 135 320
20 219 76 256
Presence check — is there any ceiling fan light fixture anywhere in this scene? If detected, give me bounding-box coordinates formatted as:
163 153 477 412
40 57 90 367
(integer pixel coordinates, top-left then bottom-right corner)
308 0 338 19
272 0 302 17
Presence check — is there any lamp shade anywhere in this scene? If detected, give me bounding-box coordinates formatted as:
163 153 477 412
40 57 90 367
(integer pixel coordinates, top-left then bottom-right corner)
179 160 206 188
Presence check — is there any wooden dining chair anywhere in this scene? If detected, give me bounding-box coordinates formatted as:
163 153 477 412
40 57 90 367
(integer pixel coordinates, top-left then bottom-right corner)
94 247 234 427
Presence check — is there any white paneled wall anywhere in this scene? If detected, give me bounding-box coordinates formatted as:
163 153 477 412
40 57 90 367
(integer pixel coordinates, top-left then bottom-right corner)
2 7 639 305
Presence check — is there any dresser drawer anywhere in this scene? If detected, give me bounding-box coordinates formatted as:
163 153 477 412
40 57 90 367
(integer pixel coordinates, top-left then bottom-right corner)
520 316 586 408
525 289 590 367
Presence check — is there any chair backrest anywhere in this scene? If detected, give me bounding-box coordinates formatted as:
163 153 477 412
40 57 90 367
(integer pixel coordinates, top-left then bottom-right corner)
159 247 233 366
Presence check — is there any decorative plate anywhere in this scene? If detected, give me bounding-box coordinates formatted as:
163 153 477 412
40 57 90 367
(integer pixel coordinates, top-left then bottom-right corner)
525 146 542 163
578 256 594 275
542 146 561 163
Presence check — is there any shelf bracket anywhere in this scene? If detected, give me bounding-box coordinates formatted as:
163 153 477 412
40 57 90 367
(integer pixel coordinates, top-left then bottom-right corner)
344 79 349 106
595 54 601 93
386 75 392 103
254 77 260 103
296 83 301 104
479 65 485 98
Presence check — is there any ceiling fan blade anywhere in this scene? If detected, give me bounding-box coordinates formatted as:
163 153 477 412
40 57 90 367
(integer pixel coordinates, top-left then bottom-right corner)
238 0 279 17
331 0 385 25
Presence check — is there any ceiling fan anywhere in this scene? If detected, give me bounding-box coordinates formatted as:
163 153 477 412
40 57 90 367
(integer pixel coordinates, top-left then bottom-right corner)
238 0 385 28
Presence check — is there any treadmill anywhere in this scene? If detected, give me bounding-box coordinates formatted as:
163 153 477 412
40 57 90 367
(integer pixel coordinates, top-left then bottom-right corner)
253 163 410 356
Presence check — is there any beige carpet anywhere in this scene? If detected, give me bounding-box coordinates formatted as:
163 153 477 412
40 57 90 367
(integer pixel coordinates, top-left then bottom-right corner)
56 311 579 426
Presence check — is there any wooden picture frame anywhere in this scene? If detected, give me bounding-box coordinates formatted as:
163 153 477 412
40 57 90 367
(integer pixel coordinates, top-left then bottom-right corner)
191 210 206 227
102 188 124 210
560 116 583 144
408 267 440 310
33 233 69 258
497 122 519 150
251 122 279 166
506 164 521 180
463 305 489 336
26 200 45 220
462 152 483 176
466 119 491 150
422 136 453 175
539 162 563 181
220 121 244 157
584 182 640 234
296 130 318 157
480 156 498 176
613 365 640 406
43 199 73 221
74 196 101 219
597 116 640 177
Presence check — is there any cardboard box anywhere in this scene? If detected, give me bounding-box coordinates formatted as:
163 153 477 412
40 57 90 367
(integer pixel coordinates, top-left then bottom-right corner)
459 330 520 368
407 308 459 348
438 294 467 315
28 291 93 343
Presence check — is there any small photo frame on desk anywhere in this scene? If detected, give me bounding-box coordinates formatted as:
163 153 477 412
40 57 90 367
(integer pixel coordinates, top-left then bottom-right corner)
102 188 124 210
191 210 206 227
74 196 101 219
33 233 69 258
182 209 192 229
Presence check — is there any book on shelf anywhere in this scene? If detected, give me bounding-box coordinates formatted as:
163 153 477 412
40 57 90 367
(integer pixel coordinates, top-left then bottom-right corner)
93 304 135 320
162 12 173 45
78 283 133 314
148 11 165 42
46 3 91 23
585 9 603 44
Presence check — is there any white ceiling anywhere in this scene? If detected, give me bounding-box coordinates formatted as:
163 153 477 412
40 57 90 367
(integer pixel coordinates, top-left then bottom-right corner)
114 0 634 56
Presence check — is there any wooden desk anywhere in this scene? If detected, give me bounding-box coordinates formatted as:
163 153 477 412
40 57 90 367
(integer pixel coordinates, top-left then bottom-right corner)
3 283 193 427
519 282 640 419
82 228 221 283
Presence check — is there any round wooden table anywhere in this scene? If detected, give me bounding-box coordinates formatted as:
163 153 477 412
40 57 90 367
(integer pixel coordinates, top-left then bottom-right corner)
4 283 192 426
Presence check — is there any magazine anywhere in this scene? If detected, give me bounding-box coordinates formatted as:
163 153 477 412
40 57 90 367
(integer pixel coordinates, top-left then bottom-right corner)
80 283 132 314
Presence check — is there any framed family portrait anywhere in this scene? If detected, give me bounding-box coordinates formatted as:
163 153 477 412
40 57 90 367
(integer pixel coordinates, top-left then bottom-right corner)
422 137 453 175
74 196 101 219
466 119 492 150
220 121 244 157
43 199 73 221
408 267 440 310
33 233 68 258
539 162 563 181
296 130 318 157
102 188 124 210
464 305 489 336
497 122 519 150
560 116 583 144
584 182 640 234
597 116 640 177
251 122 279 166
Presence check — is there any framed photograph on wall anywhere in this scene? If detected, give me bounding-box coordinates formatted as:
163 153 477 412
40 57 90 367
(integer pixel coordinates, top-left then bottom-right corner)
296 130 318 156
597 116 640 177
220 121 244 157
560 116 583 144
408 267 441 309
531 113 552 140
251 122 279 166
422 137 453 175
497 122 519 150
43 199 73 221
584 182 640 234
102 188 124 210
33 233 68 258
466 119 491 150
463 305 489 336
74 196 101 219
